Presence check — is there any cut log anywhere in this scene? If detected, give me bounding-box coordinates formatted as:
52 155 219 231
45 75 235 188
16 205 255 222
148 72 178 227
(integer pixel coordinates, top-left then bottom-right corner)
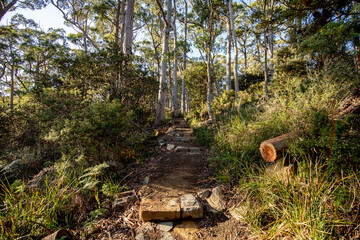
259 88 360 162
259 132 296 162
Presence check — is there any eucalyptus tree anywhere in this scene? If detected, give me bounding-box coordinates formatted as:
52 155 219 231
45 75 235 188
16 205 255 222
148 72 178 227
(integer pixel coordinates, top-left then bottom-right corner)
0 0 48 21
50 0 100 52
155 0 172 125
192 0 224 122
172 0 178 116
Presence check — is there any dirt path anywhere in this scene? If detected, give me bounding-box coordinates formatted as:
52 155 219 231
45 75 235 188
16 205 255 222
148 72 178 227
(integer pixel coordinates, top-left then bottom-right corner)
91 118 249 240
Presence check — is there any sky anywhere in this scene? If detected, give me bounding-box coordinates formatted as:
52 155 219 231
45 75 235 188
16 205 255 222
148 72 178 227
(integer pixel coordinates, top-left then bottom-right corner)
1 4 75 33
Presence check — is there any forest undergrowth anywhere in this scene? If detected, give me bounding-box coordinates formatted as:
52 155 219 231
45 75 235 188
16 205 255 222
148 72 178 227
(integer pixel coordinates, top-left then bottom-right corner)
191 61 360 239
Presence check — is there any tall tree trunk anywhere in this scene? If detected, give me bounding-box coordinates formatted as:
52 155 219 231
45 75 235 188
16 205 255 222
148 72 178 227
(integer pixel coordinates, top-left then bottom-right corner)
173 0 178 117
206 52 214 121
123 0 134 55
10 63 15 109
226 18 232 91
264 31 269 99
114 0 121 48
155 0 172 125
229 0 238 93
182 0 188 114
120 0 126 47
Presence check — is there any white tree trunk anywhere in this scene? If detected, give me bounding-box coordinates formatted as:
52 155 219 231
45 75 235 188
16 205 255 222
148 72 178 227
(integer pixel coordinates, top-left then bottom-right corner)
181 0 188 113
229 0 238 93
155 0 172 125
173 0 178 117
123 0 134 55
226 18 232 91
264 31 269 99
206 52 214 121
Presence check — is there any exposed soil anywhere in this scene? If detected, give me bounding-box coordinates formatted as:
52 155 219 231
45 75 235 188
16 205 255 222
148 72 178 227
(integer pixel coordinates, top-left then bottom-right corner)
85 118 249 240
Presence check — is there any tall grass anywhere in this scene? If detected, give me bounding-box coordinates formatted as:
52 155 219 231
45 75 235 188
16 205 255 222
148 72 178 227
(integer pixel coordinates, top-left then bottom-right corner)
235 157 358 239
210 63 360 238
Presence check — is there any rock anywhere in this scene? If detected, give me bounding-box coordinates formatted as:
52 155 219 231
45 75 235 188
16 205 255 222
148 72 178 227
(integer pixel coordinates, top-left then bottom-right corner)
112 191 136 211
156 222 174 232
160 232 176 240
181 194 203 219
167 144 176 151
166 127 175 136
140 197 181 221
135 232 145 240
143 176 150 185
206 186 226 212
173 221 199 239
229 206 248 222
137 222 153 234
158 139 166 147
197 189 211 199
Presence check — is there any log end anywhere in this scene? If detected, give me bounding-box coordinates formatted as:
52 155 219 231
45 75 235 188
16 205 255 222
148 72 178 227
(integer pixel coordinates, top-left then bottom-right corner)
259 142 277 162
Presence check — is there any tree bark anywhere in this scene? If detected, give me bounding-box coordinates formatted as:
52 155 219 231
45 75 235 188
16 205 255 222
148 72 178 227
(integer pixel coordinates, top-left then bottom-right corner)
182 0 188 114
173 0 178 117
206 52 214 122
120 0 126 47
229 0 239 93
123 0 134 55
155 0 172 125
264 31 269 99
260 132 297 162
226 17 232 91
0 0 17 22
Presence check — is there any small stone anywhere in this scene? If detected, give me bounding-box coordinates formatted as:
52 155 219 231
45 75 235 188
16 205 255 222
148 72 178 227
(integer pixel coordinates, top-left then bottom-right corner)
181 194 203 219
135 232 145 240
136 222 153 234
206 186 226 212
167 144 175 151
156 222 174 232
173 221 199 239
160 232 176 240
197 189 211 199
143 176 150 185
158 139 166 146
166 127 175 135
229 206 248 222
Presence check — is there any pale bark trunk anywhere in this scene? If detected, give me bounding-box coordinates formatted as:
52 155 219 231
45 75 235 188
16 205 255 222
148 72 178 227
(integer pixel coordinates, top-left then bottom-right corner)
123 0 134 55
181 0 188 114
226 18 232 91
264 32 269 99
206 52 214 121
229 0 238 93
120 0 126 47
173 0 178 117
114 0 121 48
155 0 172 125
10 63 14 109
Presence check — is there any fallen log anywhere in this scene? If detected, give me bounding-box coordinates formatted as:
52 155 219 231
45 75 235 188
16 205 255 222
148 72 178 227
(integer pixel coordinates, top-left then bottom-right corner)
259 88 360 162
259 132 297 162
